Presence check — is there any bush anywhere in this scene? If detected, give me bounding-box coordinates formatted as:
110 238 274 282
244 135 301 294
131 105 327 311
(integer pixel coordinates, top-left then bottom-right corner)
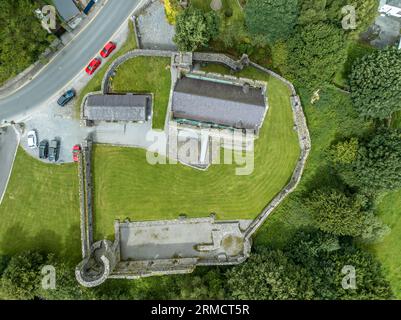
224 8 233 17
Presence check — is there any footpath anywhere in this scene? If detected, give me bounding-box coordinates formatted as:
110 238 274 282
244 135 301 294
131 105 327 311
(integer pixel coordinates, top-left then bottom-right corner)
0 0 108 98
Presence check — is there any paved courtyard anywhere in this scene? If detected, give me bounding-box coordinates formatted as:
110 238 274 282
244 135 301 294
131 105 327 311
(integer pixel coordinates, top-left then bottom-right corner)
118 218 253 261
137 1 177 50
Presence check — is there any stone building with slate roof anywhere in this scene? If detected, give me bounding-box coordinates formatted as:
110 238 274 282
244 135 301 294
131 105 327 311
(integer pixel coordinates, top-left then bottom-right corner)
171 75 267 134
82 94 152 126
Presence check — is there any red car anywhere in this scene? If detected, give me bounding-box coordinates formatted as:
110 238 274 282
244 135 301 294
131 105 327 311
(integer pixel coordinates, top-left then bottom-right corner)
85 58 101 75
100 42 117 58
73 145 81 163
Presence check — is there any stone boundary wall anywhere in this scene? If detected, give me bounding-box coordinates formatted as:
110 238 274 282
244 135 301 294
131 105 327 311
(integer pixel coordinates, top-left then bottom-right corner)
243 62 311 239
193 52 243 71
131 16 142 49
77 50 311 284
77 151 88 258
83 139 94 247
77 138 95 259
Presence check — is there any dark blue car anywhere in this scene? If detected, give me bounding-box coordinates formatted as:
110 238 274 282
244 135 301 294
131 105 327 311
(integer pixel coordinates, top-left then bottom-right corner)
57 89 75 107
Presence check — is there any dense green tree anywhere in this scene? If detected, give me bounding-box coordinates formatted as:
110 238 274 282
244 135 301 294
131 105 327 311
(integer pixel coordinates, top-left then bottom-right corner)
226 248 314 300
174 8 220 51
328 137 359 165
307 189 389 242
288 229 393 300
286 23 347 89
174 269 226 300
307 189 367 237
326 0 379 37
0 251 46 299
38 255 95 300
350 47 401 120
298 0 378 38
298 0 328 25
244 0 299 44
0 0 54 84
333 129 401 191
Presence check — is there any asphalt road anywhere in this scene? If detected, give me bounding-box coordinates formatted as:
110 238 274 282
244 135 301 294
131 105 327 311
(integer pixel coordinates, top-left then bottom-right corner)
0 0 141 124
0 127 19 204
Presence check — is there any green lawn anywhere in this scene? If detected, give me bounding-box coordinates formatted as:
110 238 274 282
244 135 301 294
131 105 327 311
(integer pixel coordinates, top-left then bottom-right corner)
367 190 401 299
110 57 172 129
0 148 81 261
93 66 300 239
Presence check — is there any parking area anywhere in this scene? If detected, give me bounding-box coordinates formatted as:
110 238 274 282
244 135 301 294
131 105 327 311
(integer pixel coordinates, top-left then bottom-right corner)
21 103 154 164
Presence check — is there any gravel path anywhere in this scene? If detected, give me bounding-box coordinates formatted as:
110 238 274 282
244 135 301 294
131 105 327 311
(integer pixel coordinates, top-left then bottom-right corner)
137 1 177 50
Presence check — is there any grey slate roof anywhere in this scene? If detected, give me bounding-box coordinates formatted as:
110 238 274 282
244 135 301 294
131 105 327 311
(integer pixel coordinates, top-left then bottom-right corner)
53 0 80 22
172 77 266 130
84 94 151 122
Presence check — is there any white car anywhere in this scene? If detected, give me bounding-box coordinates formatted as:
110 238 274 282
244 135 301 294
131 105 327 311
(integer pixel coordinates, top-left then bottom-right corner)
27 130 38 149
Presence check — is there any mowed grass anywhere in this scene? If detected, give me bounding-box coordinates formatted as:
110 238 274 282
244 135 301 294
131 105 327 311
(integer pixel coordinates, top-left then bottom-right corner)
0 148 81 261
367 189 401 298
111 57 172 129
93 67 300 239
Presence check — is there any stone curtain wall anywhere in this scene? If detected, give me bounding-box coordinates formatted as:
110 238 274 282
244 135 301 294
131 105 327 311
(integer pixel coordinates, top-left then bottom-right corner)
76 50 312 284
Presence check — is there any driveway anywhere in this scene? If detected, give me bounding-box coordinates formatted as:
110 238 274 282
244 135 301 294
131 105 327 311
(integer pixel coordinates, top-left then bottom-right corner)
0 0 143 124
0 127 19 204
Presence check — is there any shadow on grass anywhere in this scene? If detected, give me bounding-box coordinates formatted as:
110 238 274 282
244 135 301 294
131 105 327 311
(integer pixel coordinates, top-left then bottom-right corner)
0 223 81 262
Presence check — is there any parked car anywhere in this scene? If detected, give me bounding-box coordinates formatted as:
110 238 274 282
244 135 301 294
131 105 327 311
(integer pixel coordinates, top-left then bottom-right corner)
39 140 49 159
85 58 101 75
27 130 38 149
100 42 117 58
73 145 81 163
57 89 76 107
49 139 60 162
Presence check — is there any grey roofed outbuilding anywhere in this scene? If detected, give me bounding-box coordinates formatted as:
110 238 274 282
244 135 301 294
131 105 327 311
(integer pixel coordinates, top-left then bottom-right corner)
84 94 151 122
53 0 80 22
172 76 267 130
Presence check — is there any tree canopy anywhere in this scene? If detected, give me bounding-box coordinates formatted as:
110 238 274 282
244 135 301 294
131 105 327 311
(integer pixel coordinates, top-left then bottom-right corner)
244 0 299 44
332 129 401 191
307 189 367 237
298 0 378 38
226 248 314 300
286 23 347 89
0 0 53 84
350 47 401 120
173 8 220 52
